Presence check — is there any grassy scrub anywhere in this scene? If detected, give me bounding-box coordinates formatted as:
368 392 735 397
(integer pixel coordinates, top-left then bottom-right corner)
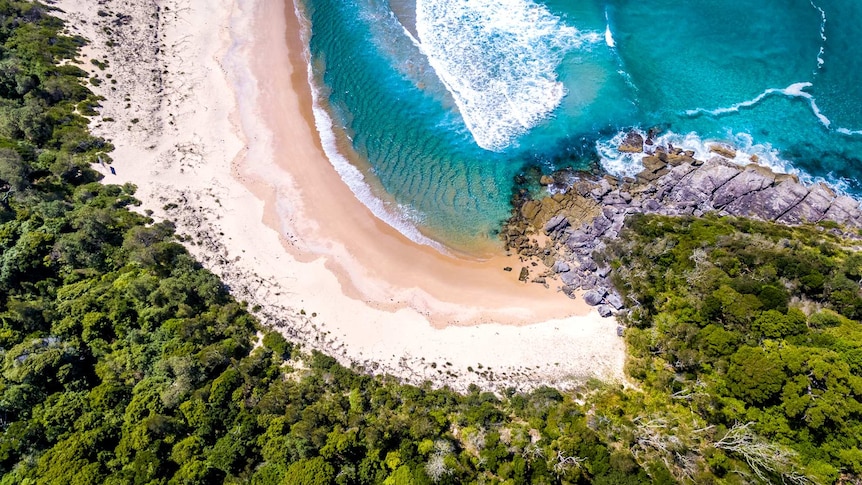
0 1 861 484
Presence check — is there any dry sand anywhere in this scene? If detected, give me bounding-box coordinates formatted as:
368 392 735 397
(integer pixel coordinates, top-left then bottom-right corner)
53 0 626 391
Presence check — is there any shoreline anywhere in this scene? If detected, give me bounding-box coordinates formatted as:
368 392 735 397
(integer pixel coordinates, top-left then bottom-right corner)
52 0 627 391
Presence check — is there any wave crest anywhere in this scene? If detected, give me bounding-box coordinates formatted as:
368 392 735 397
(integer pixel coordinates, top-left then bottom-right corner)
415 0 600 151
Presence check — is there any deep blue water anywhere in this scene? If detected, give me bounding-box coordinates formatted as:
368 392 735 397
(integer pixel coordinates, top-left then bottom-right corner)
299 0 862 253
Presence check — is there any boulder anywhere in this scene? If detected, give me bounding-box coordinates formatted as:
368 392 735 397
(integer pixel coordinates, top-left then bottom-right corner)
636 169 661 183
583 289 606 306
642 198 661 211
598 305 614 318
543 214 570 235
579 258 598 273
709 143 737 159
566 230 593 249
518 267 529 282
666 152 696 166
520 200 540 221
592 216 613 235
552 260 570 273
560 271 580 287
618 131 644 153
606 292 624 310
539 175 555 186
642 155 666 173
590 179 613 199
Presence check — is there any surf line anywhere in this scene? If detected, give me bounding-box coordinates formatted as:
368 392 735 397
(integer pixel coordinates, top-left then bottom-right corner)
684 82 831 129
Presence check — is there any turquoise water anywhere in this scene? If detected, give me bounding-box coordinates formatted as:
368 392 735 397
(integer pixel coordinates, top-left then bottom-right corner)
299 0 862 253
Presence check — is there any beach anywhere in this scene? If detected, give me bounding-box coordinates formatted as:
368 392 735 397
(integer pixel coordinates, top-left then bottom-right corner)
53 0 626 391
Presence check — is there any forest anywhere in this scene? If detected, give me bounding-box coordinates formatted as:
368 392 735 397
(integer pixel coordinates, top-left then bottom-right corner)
0 1 860 483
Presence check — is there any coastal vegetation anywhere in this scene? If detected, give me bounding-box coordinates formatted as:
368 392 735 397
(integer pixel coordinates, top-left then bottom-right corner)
0 2 860 484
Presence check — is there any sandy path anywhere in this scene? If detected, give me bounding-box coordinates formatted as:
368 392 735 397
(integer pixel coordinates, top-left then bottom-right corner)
53 0 626 391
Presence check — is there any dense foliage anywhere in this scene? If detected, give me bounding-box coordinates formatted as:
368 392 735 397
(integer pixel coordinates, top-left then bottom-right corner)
2 2 862 484
602 214 862 483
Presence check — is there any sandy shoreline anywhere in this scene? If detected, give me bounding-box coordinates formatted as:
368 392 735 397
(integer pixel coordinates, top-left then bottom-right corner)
52 0 626 391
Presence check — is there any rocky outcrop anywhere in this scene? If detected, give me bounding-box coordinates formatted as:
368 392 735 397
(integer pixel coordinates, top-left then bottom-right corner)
503 141 862 317
618 131 645 153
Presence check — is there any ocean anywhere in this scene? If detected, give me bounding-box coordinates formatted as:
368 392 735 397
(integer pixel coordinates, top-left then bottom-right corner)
297 0 862 254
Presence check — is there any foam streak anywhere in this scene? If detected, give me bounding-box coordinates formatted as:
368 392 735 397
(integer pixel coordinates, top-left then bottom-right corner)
810 0 827 71
685 82 831 129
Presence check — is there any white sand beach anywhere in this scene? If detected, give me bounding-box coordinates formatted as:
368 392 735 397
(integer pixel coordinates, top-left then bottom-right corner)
53 0 626 391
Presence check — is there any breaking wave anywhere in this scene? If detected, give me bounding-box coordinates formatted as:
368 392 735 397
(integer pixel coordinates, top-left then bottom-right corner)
414 0 601 151
596 129 852 194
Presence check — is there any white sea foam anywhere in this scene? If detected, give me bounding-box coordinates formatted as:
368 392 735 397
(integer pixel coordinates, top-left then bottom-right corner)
596 129 852 194
294 2 447 253
809 1 827 72
604 11 615 48
811 1 827 41
414 0 601 151
686 82 832 129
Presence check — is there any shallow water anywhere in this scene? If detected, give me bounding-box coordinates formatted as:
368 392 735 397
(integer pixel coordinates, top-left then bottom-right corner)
300 0 862 253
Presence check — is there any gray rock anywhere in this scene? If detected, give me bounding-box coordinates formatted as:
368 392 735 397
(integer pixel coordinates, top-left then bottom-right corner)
823 195 862 226
598 305 614 318
583 289 606 306
590 179 613 199
544 214 570 235
668 160 741 206
560 271 580 287
602 192 629 206
592 216 612 235
579 258 598 273
725 180 809 221
642 198 661 211
606 292 624 310
711 165 775 208
778 182 835 224
566 231 593 249
597 265 611 278
552 260 570 273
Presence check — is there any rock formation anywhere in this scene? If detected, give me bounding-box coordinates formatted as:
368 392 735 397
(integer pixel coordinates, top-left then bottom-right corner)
503 133 862 316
